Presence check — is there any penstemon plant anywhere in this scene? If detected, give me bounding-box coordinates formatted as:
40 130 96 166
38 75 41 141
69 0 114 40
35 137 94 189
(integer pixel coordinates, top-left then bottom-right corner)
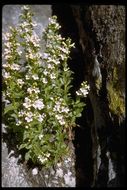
2 5 90 168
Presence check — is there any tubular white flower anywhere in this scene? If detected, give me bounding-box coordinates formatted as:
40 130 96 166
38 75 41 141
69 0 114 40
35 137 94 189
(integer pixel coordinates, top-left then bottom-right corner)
42 78 48 84
3 32 11 41
21 5 30 11
25 111 33 122
38 155 48 164
26 75 30 80
23 97 32 108
3 71 11 79
37 113 46 122
17 79 24 85
33 99 44 110
56 114 66 125
38 134 44 140
43 70 48 76
32 74 39 80
25 116 33 122
27 87 40 94
10 64 20 71
43 53 49 59
50 73 56 79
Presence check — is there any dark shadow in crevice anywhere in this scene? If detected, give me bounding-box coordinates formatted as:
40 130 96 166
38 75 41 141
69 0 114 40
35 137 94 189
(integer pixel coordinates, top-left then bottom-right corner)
52 4 94 187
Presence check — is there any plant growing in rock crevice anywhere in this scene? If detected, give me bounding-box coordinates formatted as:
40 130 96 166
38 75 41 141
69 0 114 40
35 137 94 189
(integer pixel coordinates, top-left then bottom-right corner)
2 5 90 168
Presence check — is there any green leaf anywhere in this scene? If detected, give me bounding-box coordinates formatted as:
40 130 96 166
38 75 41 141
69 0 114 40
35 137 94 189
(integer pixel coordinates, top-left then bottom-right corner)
19 143 27 150
25 152 31 161
4 104 15 114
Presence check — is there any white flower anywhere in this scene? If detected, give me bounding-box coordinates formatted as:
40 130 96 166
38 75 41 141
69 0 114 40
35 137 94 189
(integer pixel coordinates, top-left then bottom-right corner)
61 107 69 113
38 113 45 122
27 87 40 94
17 50 22 56
25 116 33 122
38 134 44 140
10 64 20 71
26 111 33 117
25 32 40 47
2 63 10 68
27 53 35 60
32 22 37 27
43 70 48 76
47 63 54 69
64 67 69 72
32 74 39 80
38 155 47 164
33 99 44 110
24 112 33 122
56 114 65 125
33 87 40 94
60 54 65 60
43 53 49 59
4 48 11 55
56 168 63 178
80 88 89 96
3 32 11 41
32 168 38 176
22 5 30 10
17 79 24 85
42 78 48 84
27 88 33 94
26 75 30 80
50 73 56 79
23 98 31 109
5 42 11 48
16 120 22 126
46 153 50 158
18 110 24 117
76 91 81 96
3 72 11 79
59 47 69 54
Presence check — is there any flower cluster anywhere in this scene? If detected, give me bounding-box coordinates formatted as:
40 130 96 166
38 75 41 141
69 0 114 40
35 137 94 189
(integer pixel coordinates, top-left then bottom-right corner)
2 5 90 168
76 81 90 97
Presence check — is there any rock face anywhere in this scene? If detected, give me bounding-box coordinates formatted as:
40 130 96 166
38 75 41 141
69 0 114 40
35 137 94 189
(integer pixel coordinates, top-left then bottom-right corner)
2 5 125 188
52 5 125 187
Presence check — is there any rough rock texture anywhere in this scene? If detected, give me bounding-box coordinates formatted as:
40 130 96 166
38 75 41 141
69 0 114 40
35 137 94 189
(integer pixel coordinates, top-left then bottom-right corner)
52 5 125 187
2 5 76 187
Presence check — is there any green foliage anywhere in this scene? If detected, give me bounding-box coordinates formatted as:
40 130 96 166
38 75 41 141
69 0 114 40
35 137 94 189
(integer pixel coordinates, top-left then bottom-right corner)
108 81 125 116
2 5 90 167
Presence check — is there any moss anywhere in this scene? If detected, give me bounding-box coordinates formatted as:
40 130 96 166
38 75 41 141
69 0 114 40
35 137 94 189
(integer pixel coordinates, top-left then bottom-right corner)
107 82 125 117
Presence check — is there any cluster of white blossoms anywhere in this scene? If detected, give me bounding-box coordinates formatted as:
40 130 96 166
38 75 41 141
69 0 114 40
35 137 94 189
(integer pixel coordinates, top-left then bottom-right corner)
3 6 90 168
27 87 40 94
76 81 90 97
56 114 66 125
53 98 70 125
33 99 44 110
22 97 44 110
2 29 22 83
38 152 50 164
17 79 25 86
53 100 69 114
25 32 40 48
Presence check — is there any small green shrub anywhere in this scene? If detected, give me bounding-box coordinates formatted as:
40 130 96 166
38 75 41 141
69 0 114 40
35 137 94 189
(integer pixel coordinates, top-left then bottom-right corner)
2 5 90 167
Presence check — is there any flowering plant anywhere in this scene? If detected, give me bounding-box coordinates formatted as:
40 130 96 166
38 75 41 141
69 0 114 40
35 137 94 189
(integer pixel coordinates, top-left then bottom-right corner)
2 5 90 167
